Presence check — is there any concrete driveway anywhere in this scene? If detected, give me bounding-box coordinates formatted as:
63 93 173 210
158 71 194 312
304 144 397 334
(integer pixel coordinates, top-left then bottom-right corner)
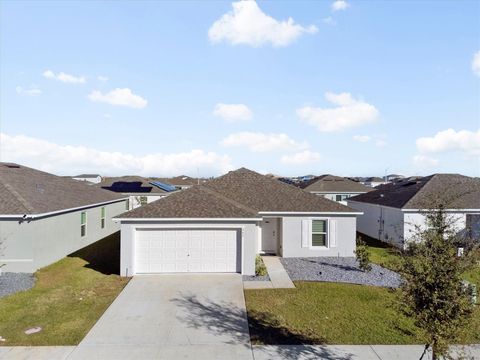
68 274 253 360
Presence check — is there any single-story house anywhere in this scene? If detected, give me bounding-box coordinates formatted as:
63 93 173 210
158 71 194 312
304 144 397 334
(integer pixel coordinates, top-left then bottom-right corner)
0 163 128 273
347 174 480 248
98 176 176 210
72 173 102 184
298 174 373 204
360 176 385 188
114 168 362 276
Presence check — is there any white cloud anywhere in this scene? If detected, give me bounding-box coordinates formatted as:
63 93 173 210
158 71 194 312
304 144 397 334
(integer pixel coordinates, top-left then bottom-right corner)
413 155 439 168
221 132 308 152
42 70 86 84
97 75 109 82
213 103 252 122
208 1 318 48
472 51 480 77
416 129 480 156
0 133 233 177
353 135 371 143
281 150 321 165
375 139 387 147
15 85 42 96
331 0 349 11
297 92 379 132
88 88 148 109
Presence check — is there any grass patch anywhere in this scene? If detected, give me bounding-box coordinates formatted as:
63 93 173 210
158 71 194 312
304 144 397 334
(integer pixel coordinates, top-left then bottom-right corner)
255 255 268 276
0 232 129 346
245 281 480 345
359 233 403 272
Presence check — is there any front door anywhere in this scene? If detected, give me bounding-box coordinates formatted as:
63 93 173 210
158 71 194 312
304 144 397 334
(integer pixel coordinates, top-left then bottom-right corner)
261 218 278 254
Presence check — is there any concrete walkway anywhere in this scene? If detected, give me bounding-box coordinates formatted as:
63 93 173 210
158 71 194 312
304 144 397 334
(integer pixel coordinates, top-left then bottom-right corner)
261 256 295 289
68 274 253 360
1 344 479 359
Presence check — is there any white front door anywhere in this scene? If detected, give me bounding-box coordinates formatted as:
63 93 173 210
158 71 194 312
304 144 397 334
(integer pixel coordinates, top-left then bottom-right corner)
135 229 239 274
261 218 278 254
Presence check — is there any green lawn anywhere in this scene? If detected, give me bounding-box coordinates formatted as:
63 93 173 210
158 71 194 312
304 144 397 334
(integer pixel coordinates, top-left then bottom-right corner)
245 234 480 345
245 281 480 345
0 232 129 346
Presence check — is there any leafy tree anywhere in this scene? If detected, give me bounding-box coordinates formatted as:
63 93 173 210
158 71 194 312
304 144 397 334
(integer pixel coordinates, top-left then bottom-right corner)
355 237 372 272
400 205 478 360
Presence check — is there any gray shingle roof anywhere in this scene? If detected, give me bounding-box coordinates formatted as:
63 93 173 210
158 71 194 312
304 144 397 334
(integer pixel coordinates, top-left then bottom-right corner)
0 163 126 215
300 175 373 193
349 174 480 209
118 168 356 219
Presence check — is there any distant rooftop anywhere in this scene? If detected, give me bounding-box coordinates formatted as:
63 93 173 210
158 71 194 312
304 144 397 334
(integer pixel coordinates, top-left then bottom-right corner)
349 174 480 209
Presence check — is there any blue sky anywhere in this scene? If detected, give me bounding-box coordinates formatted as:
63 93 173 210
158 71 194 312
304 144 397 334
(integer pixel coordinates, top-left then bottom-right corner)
1 0 479 177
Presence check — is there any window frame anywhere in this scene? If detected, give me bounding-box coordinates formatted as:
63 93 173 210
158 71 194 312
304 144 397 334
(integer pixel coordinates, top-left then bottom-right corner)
310 218 329 249
81 211 87 237
100 206 106 229
139 196 148 205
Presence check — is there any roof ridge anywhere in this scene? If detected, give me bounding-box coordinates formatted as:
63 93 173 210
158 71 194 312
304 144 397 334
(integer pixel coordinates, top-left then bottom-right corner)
198 185 258 215
0 176 35 213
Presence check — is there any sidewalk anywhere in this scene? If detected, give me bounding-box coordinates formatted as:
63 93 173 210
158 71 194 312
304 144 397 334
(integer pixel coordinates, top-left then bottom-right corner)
1 344 479 360
244 256 295 290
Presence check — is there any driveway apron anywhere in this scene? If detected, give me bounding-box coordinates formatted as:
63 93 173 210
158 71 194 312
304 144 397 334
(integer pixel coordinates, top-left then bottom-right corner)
68 274 253 360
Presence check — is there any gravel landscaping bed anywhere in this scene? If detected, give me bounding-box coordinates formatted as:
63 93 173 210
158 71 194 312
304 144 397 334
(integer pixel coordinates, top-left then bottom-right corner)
280 257 402 288
0 272 36 298
243 274 270 281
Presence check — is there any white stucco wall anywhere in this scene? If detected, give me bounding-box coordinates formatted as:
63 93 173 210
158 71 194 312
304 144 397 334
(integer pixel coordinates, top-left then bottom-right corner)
119 220 259 276
347 200 405 247
403 211 466 244
0 200 127 273
127 194 166 210
280 215 357 257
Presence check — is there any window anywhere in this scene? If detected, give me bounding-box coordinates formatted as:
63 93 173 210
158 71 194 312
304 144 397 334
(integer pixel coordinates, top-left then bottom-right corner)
312 219 328 247
335 194 350 202
139 196 148 205
100 207 106 229
81 211 87 237
125 199 130 210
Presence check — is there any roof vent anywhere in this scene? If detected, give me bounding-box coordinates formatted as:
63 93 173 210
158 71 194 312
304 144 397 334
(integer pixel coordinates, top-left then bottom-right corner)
3 163 20 168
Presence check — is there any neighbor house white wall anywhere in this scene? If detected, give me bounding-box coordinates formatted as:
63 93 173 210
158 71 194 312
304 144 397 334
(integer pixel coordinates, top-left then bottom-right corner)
403 212 466 245
0 200 127 273
119 220 259 276
127 194 165 210
280 215 357 257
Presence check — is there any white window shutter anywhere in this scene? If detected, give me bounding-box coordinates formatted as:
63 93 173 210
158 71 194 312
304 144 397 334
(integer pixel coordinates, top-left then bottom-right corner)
329 219 337 248
301 219 311 248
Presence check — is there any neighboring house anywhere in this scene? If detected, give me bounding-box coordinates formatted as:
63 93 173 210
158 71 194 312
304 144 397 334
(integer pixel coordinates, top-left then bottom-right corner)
0 163 128 273
154 175 207 190
386 174 405 182
114 168 362 276
72 174 102 184
347 174 480 248
299 175 373 204
361 176 385 188
98 176 176 210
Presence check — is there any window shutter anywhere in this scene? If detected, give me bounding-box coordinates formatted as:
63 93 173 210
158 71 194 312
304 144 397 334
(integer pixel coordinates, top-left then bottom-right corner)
301 219 311 248
329 219 337 247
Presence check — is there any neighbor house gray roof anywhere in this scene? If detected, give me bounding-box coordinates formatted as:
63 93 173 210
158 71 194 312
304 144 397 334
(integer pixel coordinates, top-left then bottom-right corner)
349 174 480 209
299 175 373 193
153 175 207 187
0 163 125 215
98 176 168 194
118 168 356 219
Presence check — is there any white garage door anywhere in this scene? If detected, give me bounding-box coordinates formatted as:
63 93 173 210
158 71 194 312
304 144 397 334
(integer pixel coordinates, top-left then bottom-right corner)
135 229 240 274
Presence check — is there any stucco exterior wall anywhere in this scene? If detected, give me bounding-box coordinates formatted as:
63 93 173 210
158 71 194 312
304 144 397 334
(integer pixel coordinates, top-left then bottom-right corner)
119 220 259 276
403 212 466 244
347 200 405 247
0 200 127 273
127 194 165 210
281 215 357 257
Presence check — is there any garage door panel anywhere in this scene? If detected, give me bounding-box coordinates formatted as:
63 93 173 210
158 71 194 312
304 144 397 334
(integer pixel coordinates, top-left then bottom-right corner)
135 229 239 274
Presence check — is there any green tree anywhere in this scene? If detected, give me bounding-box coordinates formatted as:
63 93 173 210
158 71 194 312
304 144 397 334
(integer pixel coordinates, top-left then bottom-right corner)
400 205 478 360
355 237 372 272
